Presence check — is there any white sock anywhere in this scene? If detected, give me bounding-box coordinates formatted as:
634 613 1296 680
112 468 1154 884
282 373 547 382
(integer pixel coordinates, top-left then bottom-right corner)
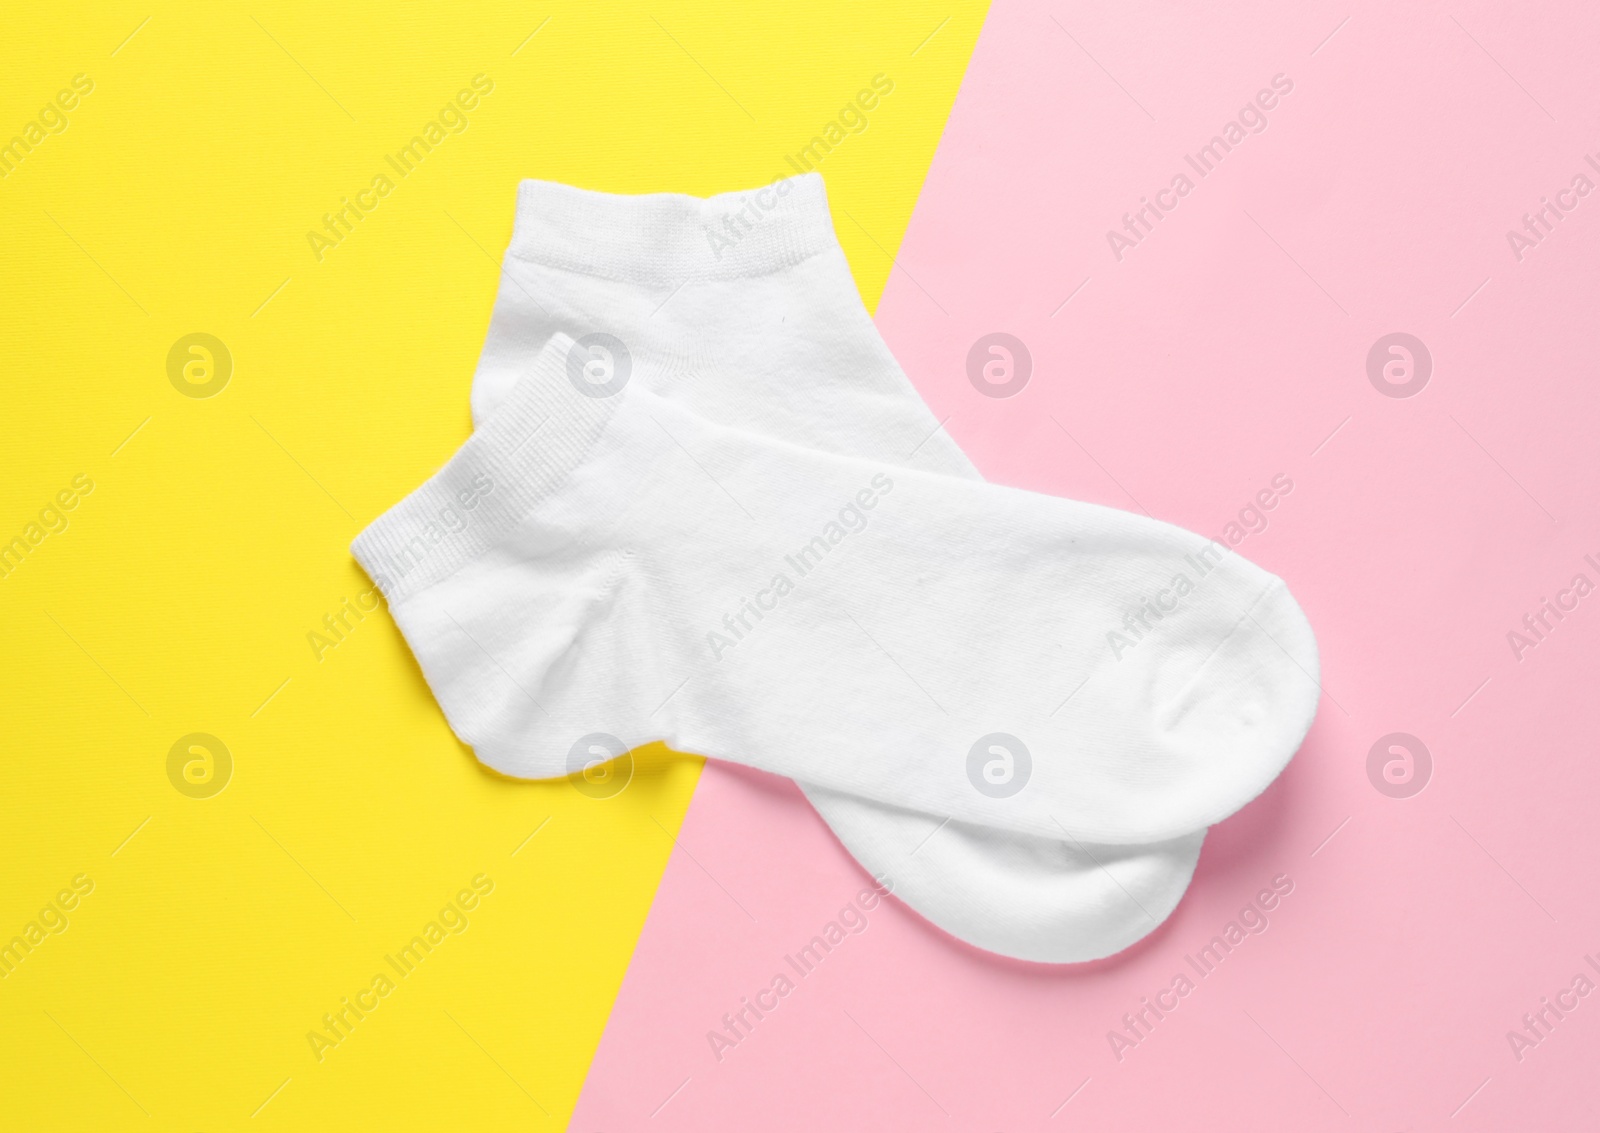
354 333 1318 859
463 176 1213 961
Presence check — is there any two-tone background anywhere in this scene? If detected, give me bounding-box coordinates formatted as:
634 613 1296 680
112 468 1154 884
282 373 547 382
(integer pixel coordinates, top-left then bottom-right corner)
6 1 1600 1129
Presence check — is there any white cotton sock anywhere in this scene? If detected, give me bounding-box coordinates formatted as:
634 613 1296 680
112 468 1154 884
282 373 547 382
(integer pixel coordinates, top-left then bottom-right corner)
354 333 1319 861
462 176 1212 962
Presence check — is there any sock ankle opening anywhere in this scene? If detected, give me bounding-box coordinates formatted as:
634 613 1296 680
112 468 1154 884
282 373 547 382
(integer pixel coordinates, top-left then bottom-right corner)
352 333 618 603
506 174 838 286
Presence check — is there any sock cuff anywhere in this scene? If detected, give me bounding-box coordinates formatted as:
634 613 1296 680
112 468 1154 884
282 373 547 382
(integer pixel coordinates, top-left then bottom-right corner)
352 333 617 604
506 174 838 286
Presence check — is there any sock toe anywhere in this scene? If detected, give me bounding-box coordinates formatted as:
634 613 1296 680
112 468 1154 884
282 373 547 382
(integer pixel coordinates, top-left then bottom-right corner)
1152 578 1320 827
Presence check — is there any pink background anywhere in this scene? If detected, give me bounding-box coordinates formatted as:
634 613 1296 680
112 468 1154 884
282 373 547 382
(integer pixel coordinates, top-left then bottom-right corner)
573 0 1600 1127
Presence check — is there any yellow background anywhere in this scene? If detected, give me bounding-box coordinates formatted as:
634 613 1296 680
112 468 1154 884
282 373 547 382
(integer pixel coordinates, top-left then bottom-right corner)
0 2 985 1126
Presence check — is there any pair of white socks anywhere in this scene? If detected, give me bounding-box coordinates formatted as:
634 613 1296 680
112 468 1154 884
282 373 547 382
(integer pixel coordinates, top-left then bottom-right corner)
352 175 1319 963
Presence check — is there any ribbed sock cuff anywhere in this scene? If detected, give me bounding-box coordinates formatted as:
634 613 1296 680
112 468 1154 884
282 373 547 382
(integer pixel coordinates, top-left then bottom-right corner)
506 173 837 286
352 332 617 603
